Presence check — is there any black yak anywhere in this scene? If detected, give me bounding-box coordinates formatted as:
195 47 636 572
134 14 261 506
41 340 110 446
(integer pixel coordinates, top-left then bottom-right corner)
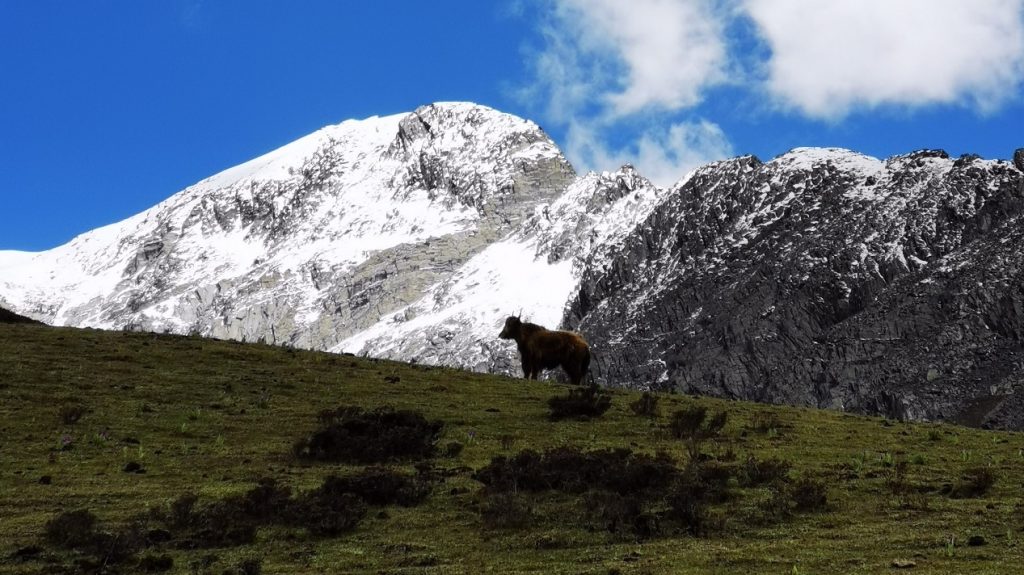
498 315 590 385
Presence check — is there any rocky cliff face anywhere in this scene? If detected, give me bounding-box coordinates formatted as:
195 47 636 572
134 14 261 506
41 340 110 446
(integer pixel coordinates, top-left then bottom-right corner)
568 147 1024 429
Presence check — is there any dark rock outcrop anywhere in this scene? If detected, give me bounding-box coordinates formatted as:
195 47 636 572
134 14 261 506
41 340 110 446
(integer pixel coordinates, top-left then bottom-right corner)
568 147 1024 429
0 306 42 324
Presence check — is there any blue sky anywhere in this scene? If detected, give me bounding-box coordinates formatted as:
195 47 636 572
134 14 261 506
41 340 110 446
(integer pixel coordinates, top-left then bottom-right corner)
2 1 1023 251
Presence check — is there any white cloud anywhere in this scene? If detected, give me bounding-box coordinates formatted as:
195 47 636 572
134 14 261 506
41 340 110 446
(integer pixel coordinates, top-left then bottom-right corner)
525 0 736 184
551 0 732 116
564 119 733 187
742 0 1024 118
522 0 1024 182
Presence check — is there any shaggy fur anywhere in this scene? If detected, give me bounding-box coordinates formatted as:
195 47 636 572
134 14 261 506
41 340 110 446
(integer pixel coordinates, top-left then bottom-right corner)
499 316 590 385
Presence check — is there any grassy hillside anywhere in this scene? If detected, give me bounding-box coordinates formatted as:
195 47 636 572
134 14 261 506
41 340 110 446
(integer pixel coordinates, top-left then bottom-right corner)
1 322 1022 574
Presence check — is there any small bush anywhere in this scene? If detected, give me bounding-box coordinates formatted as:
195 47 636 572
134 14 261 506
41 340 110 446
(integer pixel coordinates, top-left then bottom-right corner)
235 558 263 575
740 456 792 487
884 460 910 495
298 492 367 537
480 493 534 530
756 484 793 524
585 491 660 538
949 466 997 499
547 385 612 421
234 478 293 521
669 407 728 461
474 447 677 496
790 475 829 511
314 468 430 507
44 509 143 565
185 500 259 548
665 472 713 536
756 475 829 523
168 493 199 530
152 470 432 548
669 407 727 440
498 434 516 450
58 404 86 425
294 406 443 463
138 554 174 572
45 509 98 549
443 441 465 457
628 392 660 418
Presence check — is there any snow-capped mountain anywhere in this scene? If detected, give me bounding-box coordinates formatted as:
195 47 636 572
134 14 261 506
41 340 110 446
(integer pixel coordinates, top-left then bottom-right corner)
569 148 1024 429
0 103 575 358
3 102 1024 429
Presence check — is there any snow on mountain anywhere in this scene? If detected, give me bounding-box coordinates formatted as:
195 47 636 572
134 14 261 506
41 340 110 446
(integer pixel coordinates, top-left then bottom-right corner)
0 103 576 355
6 100 1024 429
339 165 666 375
570 146 1024 428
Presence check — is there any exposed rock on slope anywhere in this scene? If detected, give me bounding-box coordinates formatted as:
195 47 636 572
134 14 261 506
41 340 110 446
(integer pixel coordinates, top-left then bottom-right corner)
341 165 665 373
0 306 41 324
569 148 1024 428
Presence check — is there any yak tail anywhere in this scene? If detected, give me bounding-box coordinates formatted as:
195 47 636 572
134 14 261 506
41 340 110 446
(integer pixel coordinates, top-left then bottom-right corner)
582 345 592 386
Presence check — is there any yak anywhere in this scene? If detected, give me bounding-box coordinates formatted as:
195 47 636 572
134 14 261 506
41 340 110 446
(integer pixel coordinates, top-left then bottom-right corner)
498 315 590 385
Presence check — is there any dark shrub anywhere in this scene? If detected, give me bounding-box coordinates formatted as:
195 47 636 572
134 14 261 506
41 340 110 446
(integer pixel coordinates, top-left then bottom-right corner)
10 546 43 562
757 473 829 521
697 461 736 504
669 407 727 440
314 468 430 507
584 491 659 538
187 501 258 548
443 441 465 457
162 488 267 548
234 478 293 521
234 557 263 575
58 404 86 425
45 509 98 549
789 475 829 511
670 407 728 461
547 384 612 421
124 461 145 474
44 510 143 564
168 493 199 530
474 447 676 496
628 392 660 418
756 484 793 524
665 472 711 536
298 492 367 537
949 466 997 499
138 553 174 572
498 434 516 450
294 406 443 463
664 455 742 536
480 493 534 530
740 456 792 487
884 460 910 495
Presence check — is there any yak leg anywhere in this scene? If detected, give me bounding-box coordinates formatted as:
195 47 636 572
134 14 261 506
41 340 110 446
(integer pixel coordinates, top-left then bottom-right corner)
565 348 591 386
564 363 581 386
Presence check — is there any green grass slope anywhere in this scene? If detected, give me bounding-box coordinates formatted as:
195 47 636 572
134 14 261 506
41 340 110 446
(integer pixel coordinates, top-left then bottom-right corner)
1 322 1023 574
